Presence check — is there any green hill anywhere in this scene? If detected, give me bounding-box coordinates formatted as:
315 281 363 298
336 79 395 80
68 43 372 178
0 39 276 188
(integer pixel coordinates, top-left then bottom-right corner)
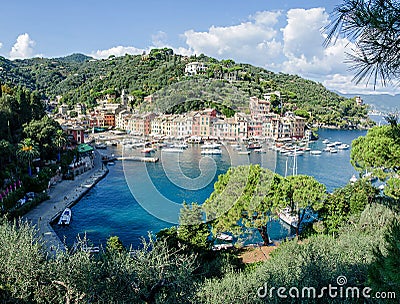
0 48 373 128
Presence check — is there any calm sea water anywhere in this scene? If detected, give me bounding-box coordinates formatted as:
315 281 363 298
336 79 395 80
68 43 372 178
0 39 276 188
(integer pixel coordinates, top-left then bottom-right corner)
53 129 367 248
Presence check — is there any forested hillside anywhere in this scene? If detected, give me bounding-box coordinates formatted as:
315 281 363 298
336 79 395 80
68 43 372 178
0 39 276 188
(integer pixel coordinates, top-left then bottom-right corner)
0 48 372 127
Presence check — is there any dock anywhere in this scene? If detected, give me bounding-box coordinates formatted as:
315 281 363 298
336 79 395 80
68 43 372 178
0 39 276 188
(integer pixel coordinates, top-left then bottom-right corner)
117 156 159 163
22 151 108 257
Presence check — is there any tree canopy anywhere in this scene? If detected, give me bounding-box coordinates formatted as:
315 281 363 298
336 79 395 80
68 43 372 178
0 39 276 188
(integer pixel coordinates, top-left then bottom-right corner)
351 125 400 176
0 50 372 128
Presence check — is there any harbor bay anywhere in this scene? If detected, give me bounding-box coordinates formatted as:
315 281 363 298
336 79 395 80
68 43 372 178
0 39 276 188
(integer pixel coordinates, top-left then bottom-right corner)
53 128 367 248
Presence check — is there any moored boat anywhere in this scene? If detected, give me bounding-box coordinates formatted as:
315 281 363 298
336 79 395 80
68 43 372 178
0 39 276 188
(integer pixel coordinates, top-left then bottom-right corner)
201 143 221 149
172 143 188 149
247 143 262 150
279 207 316 228
161 147 184 153
254 148 266 153
216 233 233 241
201 149 222 155
278 207 298 228
141 148 155 153
337 143 349 150
58 208 72 226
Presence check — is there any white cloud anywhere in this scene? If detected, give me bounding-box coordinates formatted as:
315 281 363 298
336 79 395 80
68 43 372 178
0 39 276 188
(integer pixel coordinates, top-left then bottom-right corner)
90 44 193 59
183 10 282 65
90 45 145 59
180 8 396 94
277 8 373 93
0 42 3 49
323 74 400 95
89 8 400 94
282 8 328 60
9 33 35 59
152 31 168 48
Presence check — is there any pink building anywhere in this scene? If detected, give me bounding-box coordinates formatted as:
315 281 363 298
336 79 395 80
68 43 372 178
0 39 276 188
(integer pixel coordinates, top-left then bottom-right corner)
191 109 217 137
249 96 271 120
247 119 263 138
63 125 85 145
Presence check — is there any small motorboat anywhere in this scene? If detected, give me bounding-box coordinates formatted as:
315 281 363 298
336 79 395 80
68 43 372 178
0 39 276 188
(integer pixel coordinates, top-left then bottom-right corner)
350 174 358 183
337 144 349 150
201 149 222 155
216 233 233 241
161 147 184 153
58 208 72 225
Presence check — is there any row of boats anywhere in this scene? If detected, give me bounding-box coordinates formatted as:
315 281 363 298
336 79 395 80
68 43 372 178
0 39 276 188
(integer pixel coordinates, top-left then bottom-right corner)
100 136 351 162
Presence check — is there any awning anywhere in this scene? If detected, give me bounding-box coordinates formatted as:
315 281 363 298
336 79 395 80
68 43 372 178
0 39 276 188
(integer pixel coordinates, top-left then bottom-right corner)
77 144 94 153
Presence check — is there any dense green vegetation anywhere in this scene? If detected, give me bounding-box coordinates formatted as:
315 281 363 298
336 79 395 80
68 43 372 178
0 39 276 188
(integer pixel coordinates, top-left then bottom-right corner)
0 84 77 216
1 121 400 303
0 48 372 128
0 187 398 303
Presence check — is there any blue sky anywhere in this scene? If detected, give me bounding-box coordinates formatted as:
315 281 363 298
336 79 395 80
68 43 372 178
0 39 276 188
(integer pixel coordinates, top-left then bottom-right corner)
0 0 398 94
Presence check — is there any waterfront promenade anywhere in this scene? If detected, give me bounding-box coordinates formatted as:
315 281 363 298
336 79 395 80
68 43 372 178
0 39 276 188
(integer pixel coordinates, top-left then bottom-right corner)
22 150 108 256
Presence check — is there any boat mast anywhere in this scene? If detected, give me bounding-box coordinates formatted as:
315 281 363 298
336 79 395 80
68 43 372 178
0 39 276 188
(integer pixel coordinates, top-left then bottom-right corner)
292 146 297 176
285 157 288 178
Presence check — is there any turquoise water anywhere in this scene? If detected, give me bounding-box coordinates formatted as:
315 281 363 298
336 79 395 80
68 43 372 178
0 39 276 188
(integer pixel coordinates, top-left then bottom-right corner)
53 129 367 248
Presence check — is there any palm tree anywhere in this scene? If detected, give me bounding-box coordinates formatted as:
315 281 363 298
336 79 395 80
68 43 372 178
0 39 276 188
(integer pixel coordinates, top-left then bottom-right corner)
53 129 67 162
16 138 39 176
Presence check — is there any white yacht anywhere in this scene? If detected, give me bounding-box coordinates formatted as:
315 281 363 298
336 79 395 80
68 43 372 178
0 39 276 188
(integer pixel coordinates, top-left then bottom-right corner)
337 143 350 150
279 207 298 228
216 233 233 241
279 207 316 229
201 149 222 155
172 142 188 149
161 147 184 153
350 174 358 183
201 143 221 149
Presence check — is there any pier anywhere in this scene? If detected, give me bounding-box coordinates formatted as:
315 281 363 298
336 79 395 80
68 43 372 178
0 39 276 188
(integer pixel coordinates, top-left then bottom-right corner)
116 156 159 163
22 151 108 256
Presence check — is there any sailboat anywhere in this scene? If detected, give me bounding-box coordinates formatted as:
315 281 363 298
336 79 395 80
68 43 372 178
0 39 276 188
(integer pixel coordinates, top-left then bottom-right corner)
280 147 316 229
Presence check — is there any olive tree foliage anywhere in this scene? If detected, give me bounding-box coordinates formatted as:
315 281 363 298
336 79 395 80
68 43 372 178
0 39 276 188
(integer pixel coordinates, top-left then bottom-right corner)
368 219 400 295
320 179 379 236
324 0 400 87
0 218 46 303
0 218 198 304
197 203 400 304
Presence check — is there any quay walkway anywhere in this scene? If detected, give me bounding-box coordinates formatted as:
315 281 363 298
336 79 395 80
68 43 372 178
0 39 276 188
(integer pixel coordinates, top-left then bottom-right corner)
22 150 108 256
